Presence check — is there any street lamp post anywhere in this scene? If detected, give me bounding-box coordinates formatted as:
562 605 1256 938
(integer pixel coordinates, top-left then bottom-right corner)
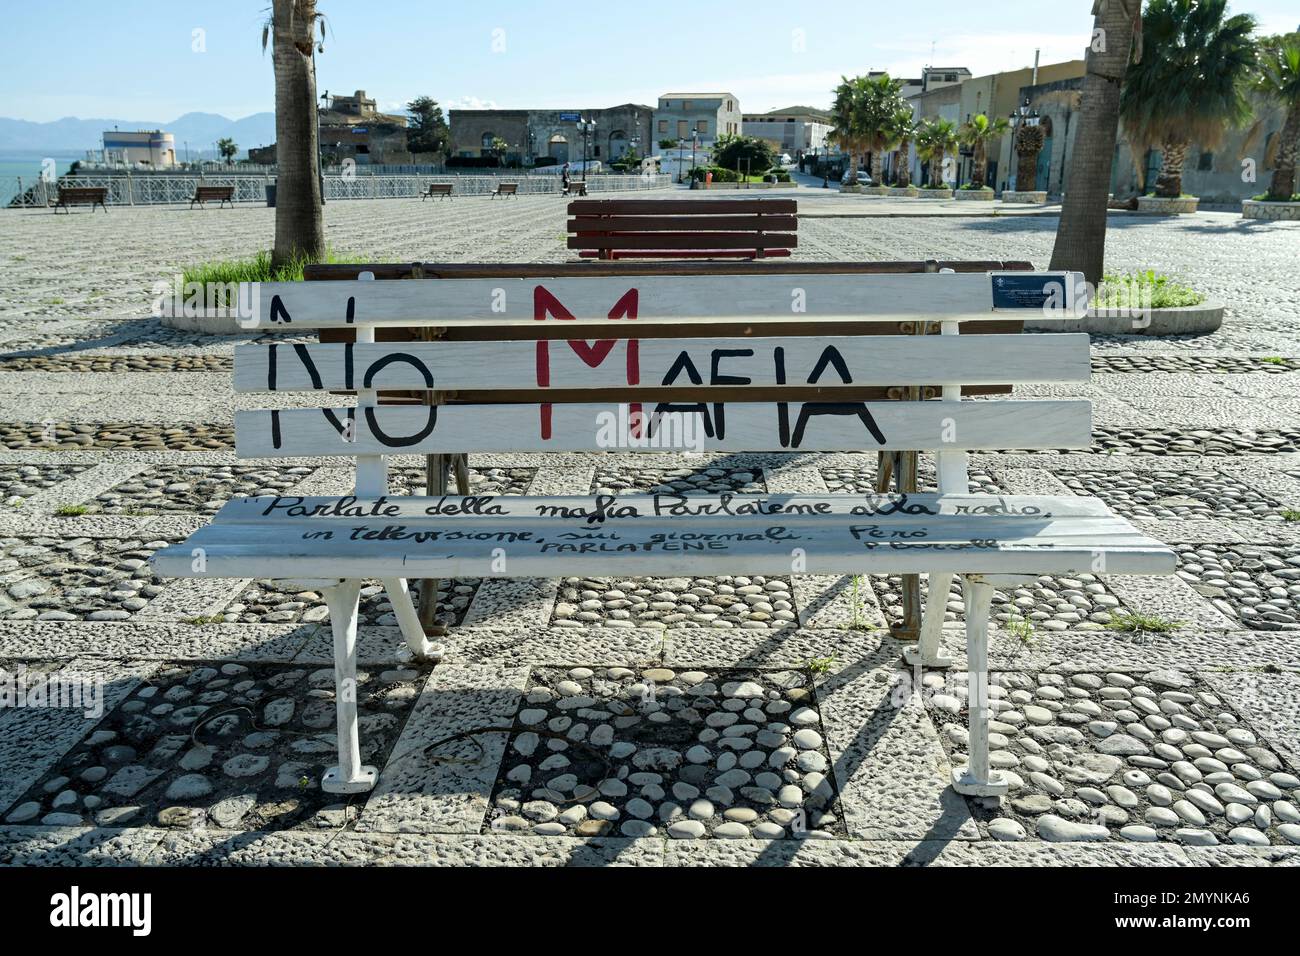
577 117 596 182
689 124 700 189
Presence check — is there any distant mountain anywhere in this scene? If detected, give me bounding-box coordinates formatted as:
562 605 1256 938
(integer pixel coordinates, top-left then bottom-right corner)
0 111 277 157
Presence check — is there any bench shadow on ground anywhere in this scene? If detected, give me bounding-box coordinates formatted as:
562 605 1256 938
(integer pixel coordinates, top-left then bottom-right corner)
0 317 261 361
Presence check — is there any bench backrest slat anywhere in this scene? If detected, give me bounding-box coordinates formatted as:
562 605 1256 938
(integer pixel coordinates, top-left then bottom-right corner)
233 334 1091 393
233 399 1092 458
243 271 1085 329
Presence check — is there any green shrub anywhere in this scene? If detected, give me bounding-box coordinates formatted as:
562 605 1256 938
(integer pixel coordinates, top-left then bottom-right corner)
1097 270 1205 309
959 183 993 191
181 248 366 308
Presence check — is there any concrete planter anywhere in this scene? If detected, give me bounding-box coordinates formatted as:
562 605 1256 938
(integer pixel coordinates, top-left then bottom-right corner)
1002 190 1048 204
887 186 920 197
861 185 890 196
1026 301 1224 336
1136 195 1199 215
1242 199 1300 221
919 188 953 199
162 309 250 335
700 181 780 190
840 184 864 194
954 188 995 201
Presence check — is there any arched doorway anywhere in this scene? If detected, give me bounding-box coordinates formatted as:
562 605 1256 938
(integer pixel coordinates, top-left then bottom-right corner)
1035 116 1054 192
548 135 570 164
608 130 629 159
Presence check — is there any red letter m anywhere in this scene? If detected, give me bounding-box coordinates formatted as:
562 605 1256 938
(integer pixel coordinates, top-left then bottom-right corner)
534 285 640 439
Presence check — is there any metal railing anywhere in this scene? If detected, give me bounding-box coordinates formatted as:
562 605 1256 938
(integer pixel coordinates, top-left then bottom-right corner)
7 172 672 207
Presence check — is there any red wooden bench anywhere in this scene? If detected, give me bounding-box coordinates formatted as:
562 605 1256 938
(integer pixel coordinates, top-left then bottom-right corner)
567 198 797 260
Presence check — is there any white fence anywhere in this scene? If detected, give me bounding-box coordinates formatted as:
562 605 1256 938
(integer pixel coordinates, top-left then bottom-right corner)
7 172 672 207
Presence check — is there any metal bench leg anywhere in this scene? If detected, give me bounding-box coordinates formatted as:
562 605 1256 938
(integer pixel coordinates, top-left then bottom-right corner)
453 453 470 495
321 579 378 794
951 577 1007 797
905 572 957 668
417 453 449 635
381 576 445 661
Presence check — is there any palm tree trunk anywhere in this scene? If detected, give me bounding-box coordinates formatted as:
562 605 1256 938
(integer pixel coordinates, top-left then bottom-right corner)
271 0 325 271
1153 140 1188 198
933 150 945 186
871 147 884 185
1267 101 1300 201
897 138 911 188
1018 148 1039 190
971 142 986 188
1049 0 1141 285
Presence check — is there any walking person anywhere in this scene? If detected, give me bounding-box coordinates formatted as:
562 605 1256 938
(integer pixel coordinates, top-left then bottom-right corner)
561 162 570 193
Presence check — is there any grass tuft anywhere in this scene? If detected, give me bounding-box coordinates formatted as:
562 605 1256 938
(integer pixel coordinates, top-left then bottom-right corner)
805 655 838 675
55 504 90 516
1105 612 1182 634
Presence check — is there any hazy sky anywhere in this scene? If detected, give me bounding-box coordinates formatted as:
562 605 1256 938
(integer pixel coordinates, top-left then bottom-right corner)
4 1 1298 122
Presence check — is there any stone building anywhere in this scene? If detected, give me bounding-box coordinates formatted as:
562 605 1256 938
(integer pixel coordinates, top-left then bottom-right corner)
449 105 654 166
653 93 742 148
743 107 831 157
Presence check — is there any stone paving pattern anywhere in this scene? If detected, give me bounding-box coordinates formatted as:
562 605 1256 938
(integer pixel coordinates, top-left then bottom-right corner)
0 192 1299 866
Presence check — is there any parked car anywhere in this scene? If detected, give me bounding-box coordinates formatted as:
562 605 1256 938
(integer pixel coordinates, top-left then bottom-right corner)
841 169 873 185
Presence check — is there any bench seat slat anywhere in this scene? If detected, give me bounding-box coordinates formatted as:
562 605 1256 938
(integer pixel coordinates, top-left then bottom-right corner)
151 493 1174 580
233 400 1092 457
244 272 1084 329
205 493 1120 523
233 335 1091 393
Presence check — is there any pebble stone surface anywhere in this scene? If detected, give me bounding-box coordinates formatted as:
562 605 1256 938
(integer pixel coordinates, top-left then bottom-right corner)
3 661 431 830
0 195 1299 866
486 666 844 840
0 536 171 621
553 576 798 630
1174 546 1300 631
927 669 1300 845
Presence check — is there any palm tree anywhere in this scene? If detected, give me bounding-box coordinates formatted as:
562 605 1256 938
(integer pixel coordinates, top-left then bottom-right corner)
830 77 864 185
216 138 239 163
1255 33 1300 200
886 107 917 187
263 1 326 270
916 118 957 187
857 75 908 185
830 74 908 186
1121 0 1257 199
1049 0 1143 285
959 113 1010 189
1015 122 1047 190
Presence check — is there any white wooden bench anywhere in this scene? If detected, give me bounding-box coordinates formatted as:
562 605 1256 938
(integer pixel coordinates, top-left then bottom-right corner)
151 270 1176 798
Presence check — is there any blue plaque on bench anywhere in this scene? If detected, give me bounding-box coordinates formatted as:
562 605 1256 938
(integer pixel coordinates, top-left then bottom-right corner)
991 273 1064 310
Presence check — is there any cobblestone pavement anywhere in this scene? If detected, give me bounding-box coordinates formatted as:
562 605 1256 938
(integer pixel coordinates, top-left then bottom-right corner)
1 190 1299 867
